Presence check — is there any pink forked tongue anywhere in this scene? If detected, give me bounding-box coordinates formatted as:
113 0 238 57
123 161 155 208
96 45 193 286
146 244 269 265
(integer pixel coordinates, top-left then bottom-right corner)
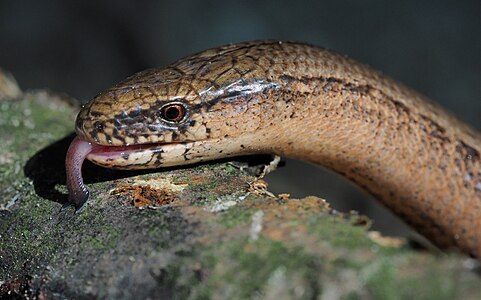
65 136 163 209
65 136 96 210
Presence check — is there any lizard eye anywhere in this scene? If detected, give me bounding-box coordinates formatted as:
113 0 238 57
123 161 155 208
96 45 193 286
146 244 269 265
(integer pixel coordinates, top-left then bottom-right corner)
160 103 186 123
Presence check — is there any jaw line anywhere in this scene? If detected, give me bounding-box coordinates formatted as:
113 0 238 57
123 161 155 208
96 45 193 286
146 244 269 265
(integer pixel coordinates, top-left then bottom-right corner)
84 137 242 169
86 141 193 158
85 140 207 168
83 133 266 169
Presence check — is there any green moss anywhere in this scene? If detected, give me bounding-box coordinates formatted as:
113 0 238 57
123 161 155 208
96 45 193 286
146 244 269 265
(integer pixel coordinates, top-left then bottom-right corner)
182 174 225 208
161 237 321 299
192 180 219 192
217 210 252 228
83 225 122 251
217 203 253 228
0 98 73 153
361 259 397 299
359 256 458 300
307 216 374 249
0 97 75 205
346 292 363 300
0 198 61 278
214 238 319 297
221 163 239 175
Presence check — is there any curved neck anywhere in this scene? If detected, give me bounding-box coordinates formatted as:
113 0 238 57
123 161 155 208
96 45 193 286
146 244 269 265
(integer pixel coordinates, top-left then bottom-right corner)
267 80 481 257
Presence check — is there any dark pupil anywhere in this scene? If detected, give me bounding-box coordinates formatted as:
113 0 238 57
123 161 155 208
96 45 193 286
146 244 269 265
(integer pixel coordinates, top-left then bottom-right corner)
162 104 184 121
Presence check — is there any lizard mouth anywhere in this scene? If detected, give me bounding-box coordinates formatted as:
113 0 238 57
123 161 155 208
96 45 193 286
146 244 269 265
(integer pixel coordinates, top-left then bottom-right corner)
85 140 184 168
65 135 247 210
65 136 189 210
65 131 262 210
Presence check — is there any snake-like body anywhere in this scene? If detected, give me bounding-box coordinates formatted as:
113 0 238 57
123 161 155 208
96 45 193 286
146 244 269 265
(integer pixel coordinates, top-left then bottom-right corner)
66 41 481 257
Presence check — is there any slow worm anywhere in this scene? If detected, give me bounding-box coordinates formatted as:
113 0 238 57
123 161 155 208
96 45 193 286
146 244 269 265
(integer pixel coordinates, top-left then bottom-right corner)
66 41 481 257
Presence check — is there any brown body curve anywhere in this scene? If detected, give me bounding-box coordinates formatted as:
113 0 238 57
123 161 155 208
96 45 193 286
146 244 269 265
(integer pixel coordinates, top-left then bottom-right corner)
72 41 481 257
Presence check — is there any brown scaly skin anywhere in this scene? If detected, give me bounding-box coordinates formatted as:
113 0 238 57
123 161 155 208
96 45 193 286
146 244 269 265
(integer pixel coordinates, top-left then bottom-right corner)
75 41 481 257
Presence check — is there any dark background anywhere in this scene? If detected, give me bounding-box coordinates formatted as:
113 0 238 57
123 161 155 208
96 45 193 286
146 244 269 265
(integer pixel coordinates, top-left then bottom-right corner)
1 0 479 237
